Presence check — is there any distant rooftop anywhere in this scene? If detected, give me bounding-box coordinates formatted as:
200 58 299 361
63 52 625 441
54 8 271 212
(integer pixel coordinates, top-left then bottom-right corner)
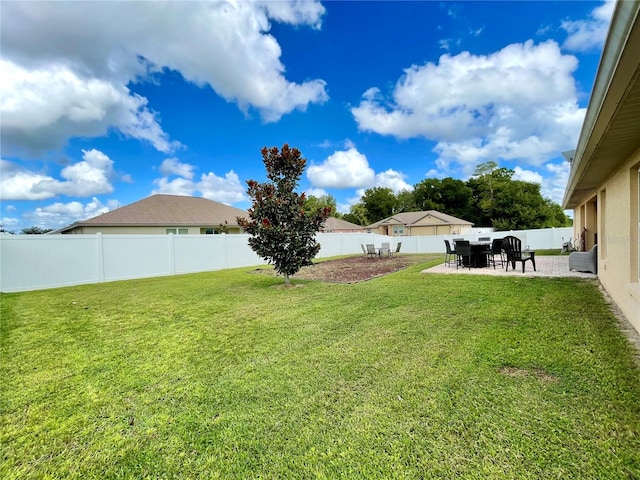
57 194 249 232
367 210 473 229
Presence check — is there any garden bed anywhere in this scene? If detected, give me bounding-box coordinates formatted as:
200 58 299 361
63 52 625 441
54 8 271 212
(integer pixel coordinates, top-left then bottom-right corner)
251 253 437 283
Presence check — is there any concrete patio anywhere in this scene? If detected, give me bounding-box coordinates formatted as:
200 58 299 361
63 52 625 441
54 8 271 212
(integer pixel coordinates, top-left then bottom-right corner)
422 255 597 279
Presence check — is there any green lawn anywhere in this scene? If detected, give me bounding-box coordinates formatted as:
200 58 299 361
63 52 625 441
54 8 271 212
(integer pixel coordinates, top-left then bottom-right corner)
2 256 639 479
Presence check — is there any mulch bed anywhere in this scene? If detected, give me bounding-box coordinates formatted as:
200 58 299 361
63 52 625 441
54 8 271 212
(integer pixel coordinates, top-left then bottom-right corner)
250 254 437 283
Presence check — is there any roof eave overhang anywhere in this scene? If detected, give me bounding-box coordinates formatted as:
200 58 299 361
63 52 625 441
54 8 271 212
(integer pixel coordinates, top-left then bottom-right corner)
563 1 640 210
64 222 240 229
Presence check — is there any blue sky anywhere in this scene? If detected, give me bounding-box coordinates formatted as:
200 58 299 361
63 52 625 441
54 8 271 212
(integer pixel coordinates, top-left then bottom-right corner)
1 0 615 232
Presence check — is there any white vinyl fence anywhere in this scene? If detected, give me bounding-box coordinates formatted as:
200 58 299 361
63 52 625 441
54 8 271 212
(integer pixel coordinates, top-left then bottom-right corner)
0 228 572 293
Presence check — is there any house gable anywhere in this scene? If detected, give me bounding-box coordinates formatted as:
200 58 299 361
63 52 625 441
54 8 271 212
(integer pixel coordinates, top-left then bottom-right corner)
366 210 473 235
414 213 449 226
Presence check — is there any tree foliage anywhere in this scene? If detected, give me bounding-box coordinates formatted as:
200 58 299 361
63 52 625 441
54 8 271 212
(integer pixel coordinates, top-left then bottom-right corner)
349 161 571 230
361 187 397 223
467 162 571 229
395 189 417 213
342 203 369 226
413 178 474 221
303 194 338 218
237 144 331 284
21 226 53 234
0 224 15 234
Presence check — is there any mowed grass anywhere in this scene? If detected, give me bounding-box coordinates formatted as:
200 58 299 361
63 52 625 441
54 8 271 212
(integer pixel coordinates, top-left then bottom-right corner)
2 256 640 479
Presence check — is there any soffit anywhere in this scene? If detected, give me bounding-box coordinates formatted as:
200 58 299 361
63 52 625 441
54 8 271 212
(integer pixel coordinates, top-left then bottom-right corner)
568 65 640 208
564 3 640 209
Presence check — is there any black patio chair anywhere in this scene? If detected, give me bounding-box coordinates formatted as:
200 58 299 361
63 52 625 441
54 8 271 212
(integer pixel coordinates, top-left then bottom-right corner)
454 240 472 270
487 238 505 269
390 242 402 257
502 235 536 273
444 239 457 266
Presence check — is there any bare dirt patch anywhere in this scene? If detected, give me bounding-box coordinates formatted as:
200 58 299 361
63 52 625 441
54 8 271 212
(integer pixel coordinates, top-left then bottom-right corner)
250 254 437 284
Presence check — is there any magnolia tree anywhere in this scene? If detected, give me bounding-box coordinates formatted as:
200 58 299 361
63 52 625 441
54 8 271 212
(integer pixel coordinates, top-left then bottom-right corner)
237 144 331 285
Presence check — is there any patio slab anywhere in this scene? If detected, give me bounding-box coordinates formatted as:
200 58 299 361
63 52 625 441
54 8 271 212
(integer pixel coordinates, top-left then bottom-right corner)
422 255 597 279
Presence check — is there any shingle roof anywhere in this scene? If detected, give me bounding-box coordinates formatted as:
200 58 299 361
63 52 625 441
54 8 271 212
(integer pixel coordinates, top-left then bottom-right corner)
322 217 365 231
60 194 249 229
366 210 473 228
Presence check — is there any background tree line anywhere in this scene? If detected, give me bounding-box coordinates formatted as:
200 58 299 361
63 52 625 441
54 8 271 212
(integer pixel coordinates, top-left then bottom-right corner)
14 162 570 235
305 161 572 231
0 225 54 235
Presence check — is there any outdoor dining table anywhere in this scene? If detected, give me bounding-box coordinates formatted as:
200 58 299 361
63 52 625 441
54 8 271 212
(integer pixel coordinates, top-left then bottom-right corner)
465 241 492 268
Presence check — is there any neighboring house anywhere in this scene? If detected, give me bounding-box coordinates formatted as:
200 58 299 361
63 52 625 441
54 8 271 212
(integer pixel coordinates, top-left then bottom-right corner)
56 194 249 234
321 217 365 233
366 211 473 236
562 1 639 334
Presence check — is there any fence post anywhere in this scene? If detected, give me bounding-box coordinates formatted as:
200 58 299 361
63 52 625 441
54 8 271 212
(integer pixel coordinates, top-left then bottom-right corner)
168 233 176 274
222 233 227 269
96 233 105 283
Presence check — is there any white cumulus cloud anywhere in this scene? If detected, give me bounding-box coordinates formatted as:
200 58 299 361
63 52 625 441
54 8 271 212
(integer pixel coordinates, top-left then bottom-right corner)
152 160 246 205
159 158 195 180
503 162 570 205
1 149 118 200
375 170 413 193
307 147 376 189
23 197 120 229
305 188 328 198
0 0 328 154
351 40 585 172
542 161 571 205
0 59 178 155
562 0 615 52
258 0 326 28
152 177 196 198
513 166 544 185
2 217 20 228
1 160 56 200
34 149 116 197
198 171 246 204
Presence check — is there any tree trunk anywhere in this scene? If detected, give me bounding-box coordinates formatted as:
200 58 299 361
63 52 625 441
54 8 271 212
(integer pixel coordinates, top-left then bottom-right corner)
284 273 290 284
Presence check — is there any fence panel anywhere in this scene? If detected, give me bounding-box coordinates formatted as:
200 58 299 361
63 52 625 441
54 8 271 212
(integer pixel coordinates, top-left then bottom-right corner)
102 235 173 281
0 235 100 291
0 227 572 293
316 233 387 258
173 235 226 273
221 234 263 269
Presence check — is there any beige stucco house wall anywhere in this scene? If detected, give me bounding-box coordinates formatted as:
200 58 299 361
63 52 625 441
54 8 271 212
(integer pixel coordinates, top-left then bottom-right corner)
367 211 473 237
570 149 640 334
62 225 243 235
563 1 640 334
